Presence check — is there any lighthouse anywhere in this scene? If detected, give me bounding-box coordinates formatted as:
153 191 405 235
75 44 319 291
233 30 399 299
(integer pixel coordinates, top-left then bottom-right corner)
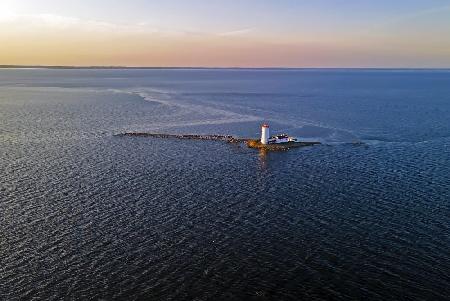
261 123 270 144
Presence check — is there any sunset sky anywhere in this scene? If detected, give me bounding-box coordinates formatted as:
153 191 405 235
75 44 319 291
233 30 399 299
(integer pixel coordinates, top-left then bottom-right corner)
1 0 450 67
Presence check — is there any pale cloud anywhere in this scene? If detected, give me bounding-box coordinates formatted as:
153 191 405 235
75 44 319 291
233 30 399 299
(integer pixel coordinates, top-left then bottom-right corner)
0 13 161 34
218 28 254 37
0 12 253 38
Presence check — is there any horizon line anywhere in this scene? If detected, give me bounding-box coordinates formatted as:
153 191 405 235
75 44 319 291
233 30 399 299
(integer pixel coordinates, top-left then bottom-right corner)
1 65 450 70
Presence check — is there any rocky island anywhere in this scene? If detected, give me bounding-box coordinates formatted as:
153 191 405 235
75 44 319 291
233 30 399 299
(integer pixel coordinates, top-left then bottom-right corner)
116 124 321 151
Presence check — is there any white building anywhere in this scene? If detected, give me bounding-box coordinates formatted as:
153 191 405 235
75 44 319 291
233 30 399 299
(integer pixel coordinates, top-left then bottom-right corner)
261 124 270 144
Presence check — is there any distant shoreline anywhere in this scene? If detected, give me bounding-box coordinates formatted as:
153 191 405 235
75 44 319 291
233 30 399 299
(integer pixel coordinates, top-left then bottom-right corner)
1 65 449 71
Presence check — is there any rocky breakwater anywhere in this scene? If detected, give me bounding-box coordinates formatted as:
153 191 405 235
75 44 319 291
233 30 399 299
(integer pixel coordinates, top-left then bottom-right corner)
115 132 246 143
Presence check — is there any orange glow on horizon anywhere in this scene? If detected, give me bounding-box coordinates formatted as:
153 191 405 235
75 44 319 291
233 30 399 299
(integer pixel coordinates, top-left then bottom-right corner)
1 11 450 68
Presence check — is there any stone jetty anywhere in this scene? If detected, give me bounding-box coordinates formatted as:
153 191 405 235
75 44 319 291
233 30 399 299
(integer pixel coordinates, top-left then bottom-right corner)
116 132 247 143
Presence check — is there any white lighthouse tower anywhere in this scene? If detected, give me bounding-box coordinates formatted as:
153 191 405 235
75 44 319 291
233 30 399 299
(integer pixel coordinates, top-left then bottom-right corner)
261 123 270 144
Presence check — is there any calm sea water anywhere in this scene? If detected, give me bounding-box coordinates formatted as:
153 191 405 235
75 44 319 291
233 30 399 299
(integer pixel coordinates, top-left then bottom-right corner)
1 69 449 300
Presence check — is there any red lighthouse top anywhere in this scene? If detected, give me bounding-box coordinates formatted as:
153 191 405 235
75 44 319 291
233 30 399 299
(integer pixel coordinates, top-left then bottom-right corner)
262 123 269 128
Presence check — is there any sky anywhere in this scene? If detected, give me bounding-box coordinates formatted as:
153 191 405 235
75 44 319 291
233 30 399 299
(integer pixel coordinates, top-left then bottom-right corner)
1 0 450 67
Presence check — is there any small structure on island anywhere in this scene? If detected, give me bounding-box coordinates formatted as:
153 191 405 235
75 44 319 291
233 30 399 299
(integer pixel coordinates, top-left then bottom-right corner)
261 123 300 144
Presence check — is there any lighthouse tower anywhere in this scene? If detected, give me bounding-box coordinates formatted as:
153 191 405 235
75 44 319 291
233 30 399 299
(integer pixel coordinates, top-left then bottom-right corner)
261 124 270 144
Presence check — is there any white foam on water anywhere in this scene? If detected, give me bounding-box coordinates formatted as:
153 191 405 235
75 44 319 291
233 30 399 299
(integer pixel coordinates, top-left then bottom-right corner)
111 88 263 129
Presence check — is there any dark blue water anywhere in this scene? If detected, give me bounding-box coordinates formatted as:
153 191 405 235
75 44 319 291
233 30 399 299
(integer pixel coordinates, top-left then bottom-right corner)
1 69 449 300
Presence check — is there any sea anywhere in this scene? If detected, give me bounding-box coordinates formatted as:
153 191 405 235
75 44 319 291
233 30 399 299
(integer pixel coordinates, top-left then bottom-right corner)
1 68 449 300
